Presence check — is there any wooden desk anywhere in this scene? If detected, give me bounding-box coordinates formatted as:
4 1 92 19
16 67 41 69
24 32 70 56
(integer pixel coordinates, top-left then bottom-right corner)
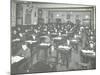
36 43 51 63
56 45 72 68
80 50 96 69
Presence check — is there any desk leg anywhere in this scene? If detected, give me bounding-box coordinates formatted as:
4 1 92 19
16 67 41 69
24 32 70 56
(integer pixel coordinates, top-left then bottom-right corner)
55 43 59 65
44 49 48 63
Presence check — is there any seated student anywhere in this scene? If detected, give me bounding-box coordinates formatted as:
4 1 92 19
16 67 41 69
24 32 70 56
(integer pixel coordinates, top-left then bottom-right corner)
18 43 31 58
12 30 19 40
11 42 31 74
66 21 74 32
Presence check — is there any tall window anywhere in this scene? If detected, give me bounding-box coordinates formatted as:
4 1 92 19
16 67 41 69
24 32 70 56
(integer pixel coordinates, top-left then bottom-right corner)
25 9 32 25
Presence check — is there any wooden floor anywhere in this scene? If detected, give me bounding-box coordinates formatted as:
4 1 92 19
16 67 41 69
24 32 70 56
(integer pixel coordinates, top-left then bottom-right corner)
11 47 95 74
31 48 82 71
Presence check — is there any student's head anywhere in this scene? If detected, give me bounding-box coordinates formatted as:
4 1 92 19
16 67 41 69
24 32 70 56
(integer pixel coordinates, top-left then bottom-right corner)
22 43 28 51
80 26 84 31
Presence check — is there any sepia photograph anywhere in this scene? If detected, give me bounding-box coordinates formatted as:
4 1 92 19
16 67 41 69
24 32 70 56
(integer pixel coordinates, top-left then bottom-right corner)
11 0 96 74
